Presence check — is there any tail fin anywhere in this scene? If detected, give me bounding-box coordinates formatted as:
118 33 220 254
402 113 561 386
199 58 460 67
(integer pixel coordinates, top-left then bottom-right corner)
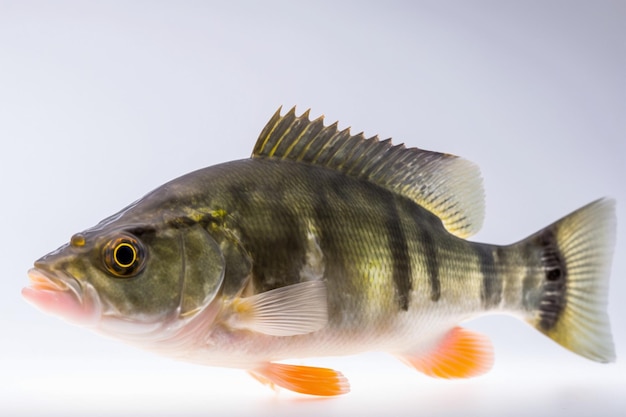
522 199 616 363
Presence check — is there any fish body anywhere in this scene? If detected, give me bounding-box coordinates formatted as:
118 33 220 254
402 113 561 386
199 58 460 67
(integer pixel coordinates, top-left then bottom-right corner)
23 108 616 395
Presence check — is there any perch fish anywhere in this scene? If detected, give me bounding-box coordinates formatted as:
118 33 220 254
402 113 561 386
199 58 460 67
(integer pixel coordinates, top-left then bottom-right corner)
23 108 616 396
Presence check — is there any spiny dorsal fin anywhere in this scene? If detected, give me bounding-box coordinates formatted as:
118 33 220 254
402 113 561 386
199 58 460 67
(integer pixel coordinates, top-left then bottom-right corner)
253 107 485 238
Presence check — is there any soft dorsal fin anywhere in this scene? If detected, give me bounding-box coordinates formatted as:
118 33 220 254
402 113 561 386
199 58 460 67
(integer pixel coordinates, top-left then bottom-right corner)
253 107 485 238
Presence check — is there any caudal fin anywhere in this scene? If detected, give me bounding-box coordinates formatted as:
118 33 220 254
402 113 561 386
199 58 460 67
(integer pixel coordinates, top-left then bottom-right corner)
523 199 616 362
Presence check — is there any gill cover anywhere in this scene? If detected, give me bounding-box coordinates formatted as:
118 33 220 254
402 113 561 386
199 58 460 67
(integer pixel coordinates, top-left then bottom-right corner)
178 223 225 317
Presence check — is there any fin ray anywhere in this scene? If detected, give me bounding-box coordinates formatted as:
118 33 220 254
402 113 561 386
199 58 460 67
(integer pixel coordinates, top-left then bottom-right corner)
399 327 494 379
249 363 350 396
252 107 485 238
524 199 616 362
229 281 328 337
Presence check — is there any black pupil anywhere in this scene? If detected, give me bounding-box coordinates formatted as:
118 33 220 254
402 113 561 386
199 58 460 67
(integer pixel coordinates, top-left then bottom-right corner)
116 244 135 266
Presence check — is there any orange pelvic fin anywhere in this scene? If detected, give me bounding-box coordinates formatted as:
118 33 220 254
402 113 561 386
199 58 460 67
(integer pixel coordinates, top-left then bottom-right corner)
401 327 494 379
249 363 350 396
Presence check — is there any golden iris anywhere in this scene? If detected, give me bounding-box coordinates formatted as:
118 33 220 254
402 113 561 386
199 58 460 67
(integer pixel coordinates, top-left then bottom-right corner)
103 235 146 277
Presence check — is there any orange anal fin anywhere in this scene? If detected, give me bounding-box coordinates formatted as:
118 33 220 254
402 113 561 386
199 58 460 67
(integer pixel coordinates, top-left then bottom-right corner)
401 327 494 379
249 363 350 396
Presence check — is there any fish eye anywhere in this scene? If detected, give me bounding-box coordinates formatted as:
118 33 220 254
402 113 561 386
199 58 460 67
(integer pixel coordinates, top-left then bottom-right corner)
103 235 146 278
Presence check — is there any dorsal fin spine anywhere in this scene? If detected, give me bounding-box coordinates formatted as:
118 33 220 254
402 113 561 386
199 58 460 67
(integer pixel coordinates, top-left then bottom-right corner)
345 137 385 176
332 132 359 165
313 128 350 165
329 133 364 170
359 141 399 179
251 107 485 238
267 108 298 157
300 122 335 162
253 106 285 155
313 135 340 165
297 124 333 163
295 122 323 161
274 115 309 158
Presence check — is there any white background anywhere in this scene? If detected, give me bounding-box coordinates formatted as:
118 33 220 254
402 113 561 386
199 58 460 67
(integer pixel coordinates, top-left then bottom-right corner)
1 1 624 416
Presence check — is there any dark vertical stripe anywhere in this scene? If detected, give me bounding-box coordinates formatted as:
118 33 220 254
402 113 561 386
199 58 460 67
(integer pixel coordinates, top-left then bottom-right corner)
534 228 567 331
309 175 355 321
475 243 501 308
420 224 440 302
384 197 413 310
520 242 537 311
228 179 307 293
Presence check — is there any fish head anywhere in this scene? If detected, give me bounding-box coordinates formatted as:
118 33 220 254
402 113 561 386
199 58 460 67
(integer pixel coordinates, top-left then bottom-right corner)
23 215 226 345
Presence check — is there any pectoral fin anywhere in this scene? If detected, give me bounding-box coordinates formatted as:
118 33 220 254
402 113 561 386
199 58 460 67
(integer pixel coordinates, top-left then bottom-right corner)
249 363 350 396
400 327 494 379
229 281 328 336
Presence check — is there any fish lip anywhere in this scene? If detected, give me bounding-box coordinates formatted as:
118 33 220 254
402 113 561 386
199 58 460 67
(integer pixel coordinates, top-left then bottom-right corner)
27 267 83 302
24 267 103 327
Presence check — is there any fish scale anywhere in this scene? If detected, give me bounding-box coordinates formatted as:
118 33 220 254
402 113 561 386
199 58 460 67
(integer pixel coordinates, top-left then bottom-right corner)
23 107 616 396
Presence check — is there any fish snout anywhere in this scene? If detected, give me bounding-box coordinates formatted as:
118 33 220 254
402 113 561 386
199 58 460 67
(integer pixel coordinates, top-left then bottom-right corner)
23 268 101 327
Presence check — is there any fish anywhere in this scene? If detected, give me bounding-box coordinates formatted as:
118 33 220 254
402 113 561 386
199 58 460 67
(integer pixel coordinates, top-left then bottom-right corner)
23 107 616 396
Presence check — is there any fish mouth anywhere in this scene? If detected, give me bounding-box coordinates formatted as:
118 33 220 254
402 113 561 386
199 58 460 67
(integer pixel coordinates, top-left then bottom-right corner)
27 268 75 292
23 268 102 327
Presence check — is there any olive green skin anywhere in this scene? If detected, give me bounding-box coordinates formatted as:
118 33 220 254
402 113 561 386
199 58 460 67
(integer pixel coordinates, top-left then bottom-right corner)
35 157 507 366
28 102 617 373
